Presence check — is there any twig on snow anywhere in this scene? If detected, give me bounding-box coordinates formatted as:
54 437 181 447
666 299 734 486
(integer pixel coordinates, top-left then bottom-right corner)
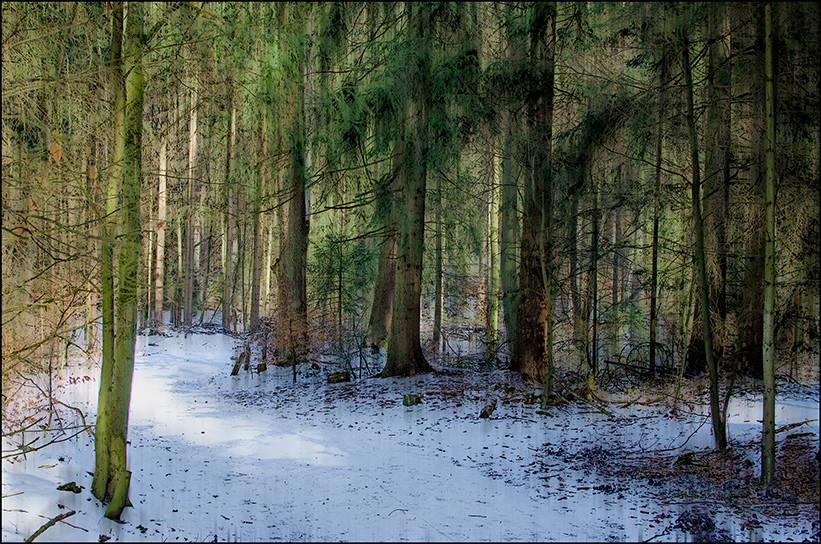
24 510 75 543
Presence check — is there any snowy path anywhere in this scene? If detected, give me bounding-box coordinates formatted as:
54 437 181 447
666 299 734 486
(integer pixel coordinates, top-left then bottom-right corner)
2 331 818 542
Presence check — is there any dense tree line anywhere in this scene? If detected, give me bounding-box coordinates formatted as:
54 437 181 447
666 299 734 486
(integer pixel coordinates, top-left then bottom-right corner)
2 1 818 516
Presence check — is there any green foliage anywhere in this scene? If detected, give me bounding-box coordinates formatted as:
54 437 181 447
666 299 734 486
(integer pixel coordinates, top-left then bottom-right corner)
307 223 377 325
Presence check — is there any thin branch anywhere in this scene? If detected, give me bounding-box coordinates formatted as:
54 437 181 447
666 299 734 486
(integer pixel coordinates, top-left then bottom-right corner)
24 510 75 543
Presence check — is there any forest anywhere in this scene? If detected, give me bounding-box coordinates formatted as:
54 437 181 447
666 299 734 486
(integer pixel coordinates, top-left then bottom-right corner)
2 2 819 542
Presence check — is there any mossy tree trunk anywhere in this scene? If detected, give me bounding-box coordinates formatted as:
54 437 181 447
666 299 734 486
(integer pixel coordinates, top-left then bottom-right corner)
94 1 145 520
92 0 124 504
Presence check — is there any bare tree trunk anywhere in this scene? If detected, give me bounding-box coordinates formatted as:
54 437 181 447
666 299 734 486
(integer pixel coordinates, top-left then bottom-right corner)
689 2 733 375
277 4 310 364
432 170 444 354
590 177 600 374
183 82 197 327
250 111 266 329
500 106 520 357
382 2 433 378
365 138 402 349
222 92 235 330
737 7 766 379
513 3 555 385
681 29 727 451
761 0 777 485
487 148 500 354
154 115 167 329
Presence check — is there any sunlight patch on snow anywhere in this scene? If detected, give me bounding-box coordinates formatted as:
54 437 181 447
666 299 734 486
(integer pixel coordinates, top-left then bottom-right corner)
3 330 818 542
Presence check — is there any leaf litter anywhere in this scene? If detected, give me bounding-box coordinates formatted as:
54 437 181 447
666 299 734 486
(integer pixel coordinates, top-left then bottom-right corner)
2 330 818 542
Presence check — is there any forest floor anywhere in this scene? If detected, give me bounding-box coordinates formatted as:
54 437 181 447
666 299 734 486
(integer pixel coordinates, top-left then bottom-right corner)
2 327 819 542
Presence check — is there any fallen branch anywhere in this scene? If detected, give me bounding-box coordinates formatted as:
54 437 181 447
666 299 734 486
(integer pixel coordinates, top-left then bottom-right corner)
25 510 75 543
230 351 246 376
775 419 818 434
565 387 614 418
37 513 88 533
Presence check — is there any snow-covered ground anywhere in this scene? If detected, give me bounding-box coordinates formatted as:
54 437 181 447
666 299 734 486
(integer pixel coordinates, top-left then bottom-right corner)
2 330 818 542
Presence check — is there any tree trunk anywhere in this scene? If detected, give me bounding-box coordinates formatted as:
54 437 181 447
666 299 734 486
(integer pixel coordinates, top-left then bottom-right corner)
591 176 600 374
487 147 500 354
705 0 731 336
382 2 433 378
250 107 265 330
92 0 124 503
222 92 236 330
500 107 520 356
277 5 310 364
432 170 444 354
761 1 777 485
183 81 197 327
154 114 167 329
366 230 397 349
649 52 669 377
681 30 727 451
500 3 524 357
104 1 145 519
365 138 402 349
513 3 555 384
737 7 766 379
688 2 732 375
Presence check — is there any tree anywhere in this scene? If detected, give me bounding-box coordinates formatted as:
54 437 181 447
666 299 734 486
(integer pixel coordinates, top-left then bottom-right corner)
277 3 310 365
182 80 198 327
761 0 777 485
679 12 727 451
222 82 236 331
92 0 125 504
512 3 556 388
93 1 146 519
154 108 168 330
686 1 732 377
382 2 434 377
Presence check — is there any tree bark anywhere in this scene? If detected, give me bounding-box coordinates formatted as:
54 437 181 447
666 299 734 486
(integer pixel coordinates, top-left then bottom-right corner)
365 136 402 349
277 4 310 364
92 0 124 502
681 29 727 451
250 105 265 330
382 2 433 377
487 147 500 354
105 1 145 518
432 170 444 354
154 112 167 329
761 0 777 485
222 90 236 330
737 6 766 379
183 81 197 327
500 106 520 356
649 52 669 377
500 2 524 357
688 2 732 375
513 3 555 384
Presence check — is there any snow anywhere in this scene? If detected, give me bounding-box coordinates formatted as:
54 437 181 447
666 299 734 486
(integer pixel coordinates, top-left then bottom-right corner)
3 330 818 542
